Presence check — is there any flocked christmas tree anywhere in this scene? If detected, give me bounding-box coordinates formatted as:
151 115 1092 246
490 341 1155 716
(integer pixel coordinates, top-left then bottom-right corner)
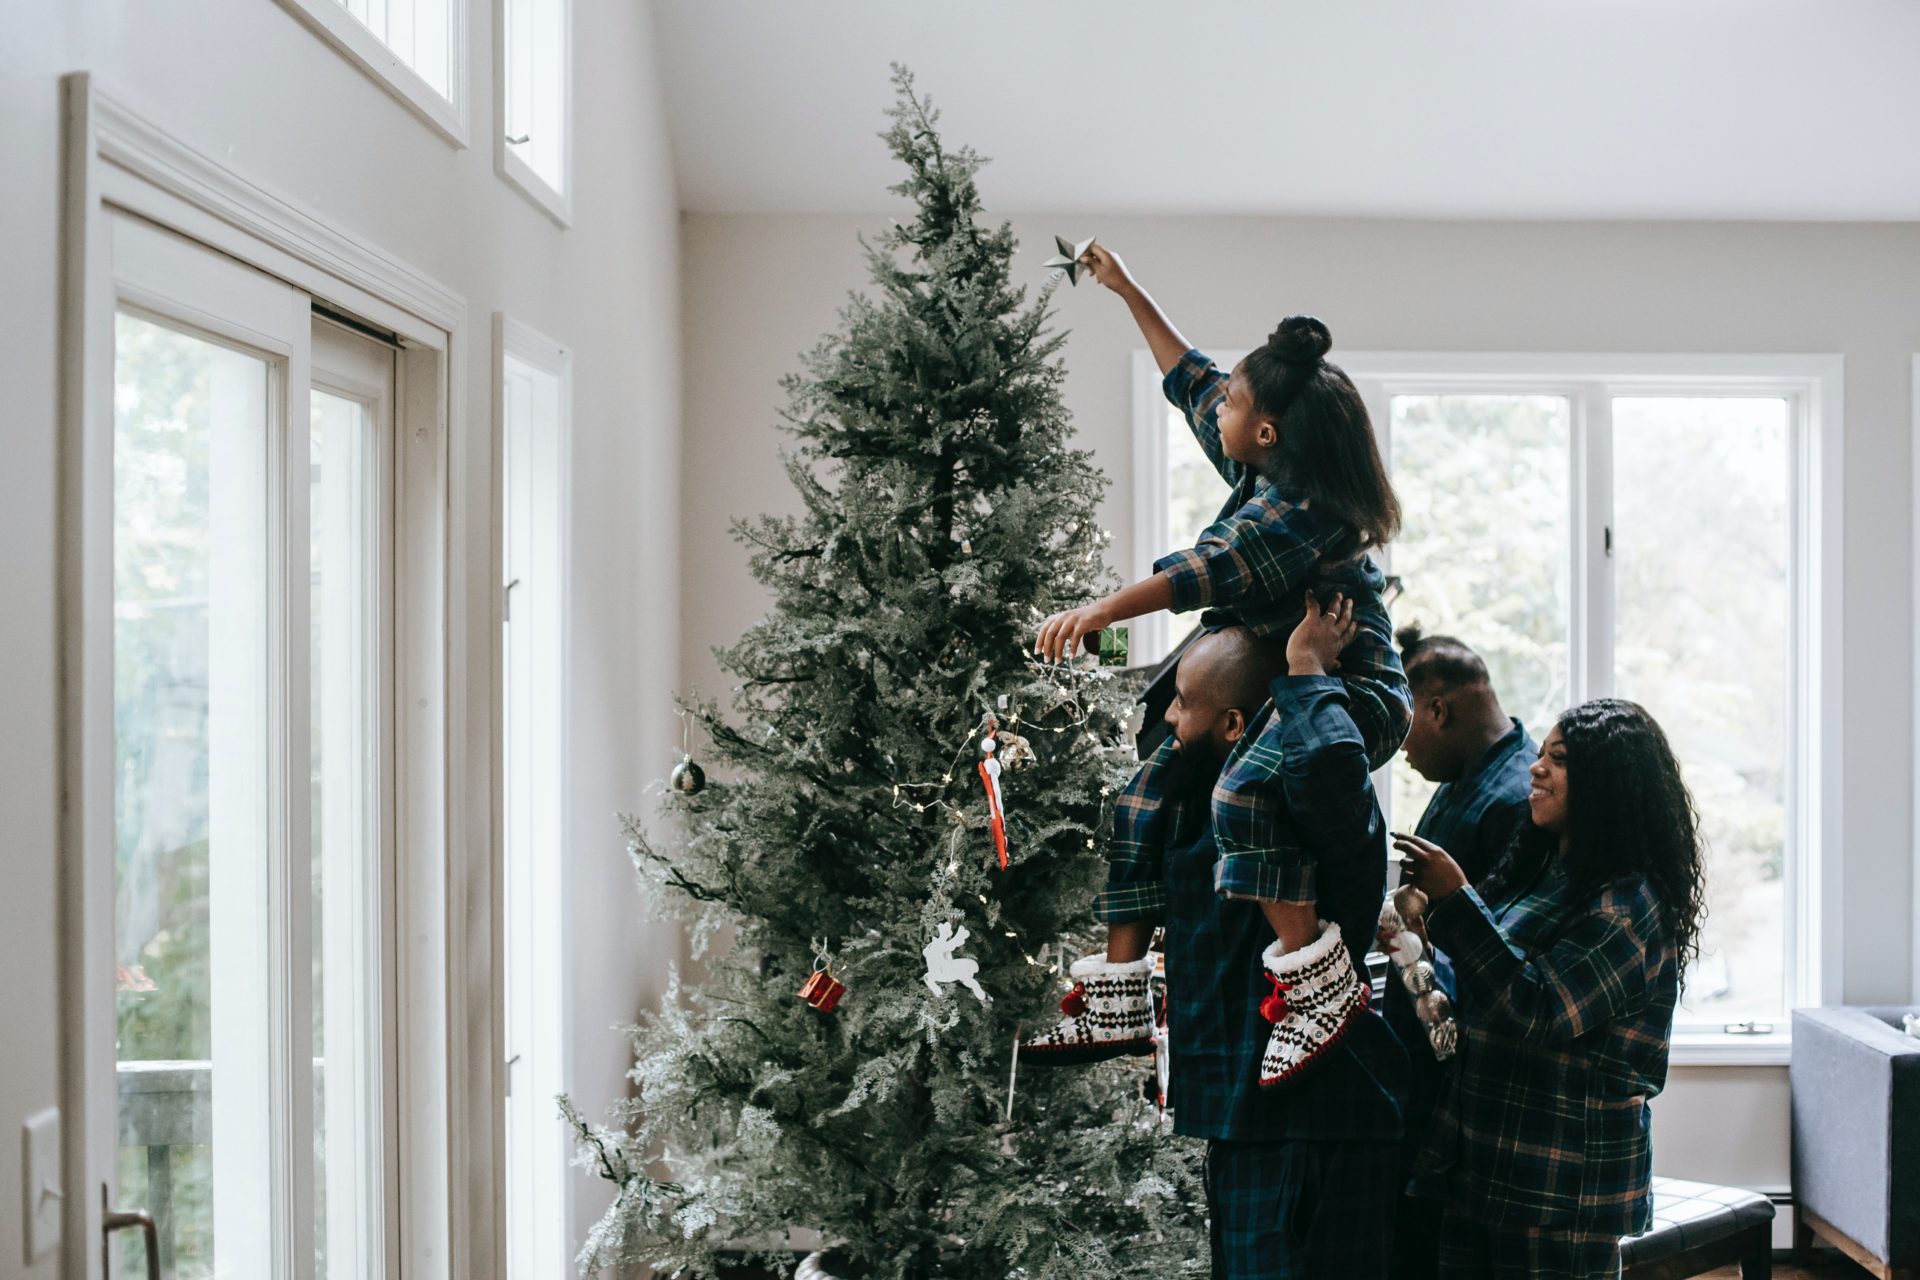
562 68 1204 1280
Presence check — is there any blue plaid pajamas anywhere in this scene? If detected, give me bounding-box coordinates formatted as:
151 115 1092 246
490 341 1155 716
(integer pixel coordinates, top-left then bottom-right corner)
1093 350 1409 922
1385 721 1537 1280
1416 862 1675 1235
1436 1206 1622 1280
1205 1139 1402 1280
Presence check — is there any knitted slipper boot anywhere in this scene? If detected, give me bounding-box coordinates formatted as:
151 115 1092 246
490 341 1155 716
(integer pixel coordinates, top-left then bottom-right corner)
1257 922 1369 1088
1019 953 1155 1066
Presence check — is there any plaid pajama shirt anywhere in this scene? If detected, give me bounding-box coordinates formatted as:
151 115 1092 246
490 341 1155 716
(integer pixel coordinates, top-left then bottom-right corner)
1092 350 1411 923
1415 856 1677 1240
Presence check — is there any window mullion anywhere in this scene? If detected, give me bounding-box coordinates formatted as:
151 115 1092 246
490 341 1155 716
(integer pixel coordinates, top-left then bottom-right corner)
277 312 320 1280
1573 384 1615 703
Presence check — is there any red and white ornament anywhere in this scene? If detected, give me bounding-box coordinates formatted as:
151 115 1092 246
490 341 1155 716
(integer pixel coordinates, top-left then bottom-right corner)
977 720 1009 869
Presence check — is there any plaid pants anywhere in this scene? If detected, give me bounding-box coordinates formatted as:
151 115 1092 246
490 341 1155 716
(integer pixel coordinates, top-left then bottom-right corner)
1204 1139 1400 1280
1436 1206 1622 1280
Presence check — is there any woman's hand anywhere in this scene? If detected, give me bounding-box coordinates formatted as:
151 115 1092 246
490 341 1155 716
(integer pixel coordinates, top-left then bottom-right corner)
1034 600 1114 663
1286 591 1355 677
1079 243 1137 296
1393 832 1469 905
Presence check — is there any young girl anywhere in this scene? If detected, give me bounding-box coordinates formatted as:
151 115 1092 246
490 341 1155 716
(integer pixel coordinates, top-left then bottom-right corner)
1020 245 1410 1086
1395 700 1706 1280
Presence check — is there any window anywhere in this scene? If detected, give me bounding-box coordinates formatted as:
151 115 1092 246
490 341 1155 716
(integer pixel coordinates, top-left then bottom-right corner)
1136 351 1841 1055
276 0 467 144
496 0 571 222
71 90 471 1280
108 214 400 1278
499 316 572 1279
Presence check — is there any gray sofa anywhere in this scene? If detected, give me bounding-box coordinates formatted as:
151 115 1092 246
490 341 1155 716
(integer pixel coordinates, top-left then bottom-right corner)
1789 1006 1920 1279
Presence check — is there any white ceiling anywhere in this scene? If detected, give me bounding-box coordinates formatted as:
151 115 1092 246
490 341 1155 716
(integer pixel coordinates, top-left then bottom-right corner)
652 0 1920 220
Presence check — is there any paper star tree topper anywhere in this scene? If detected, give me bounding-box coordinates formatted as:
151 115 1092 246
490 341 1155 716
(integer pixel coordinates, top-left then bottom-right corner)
1043 234 1096 285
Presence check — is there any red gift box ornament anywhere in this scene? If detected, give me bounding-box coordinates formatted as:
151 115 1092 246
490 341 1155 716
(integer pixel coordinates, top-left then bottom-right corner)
798 960 846 1014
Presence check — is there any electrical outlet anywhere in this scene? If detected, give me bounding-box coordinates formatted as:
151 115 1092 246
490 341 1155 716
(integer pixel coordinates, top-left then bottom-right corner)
22 1108 60 1261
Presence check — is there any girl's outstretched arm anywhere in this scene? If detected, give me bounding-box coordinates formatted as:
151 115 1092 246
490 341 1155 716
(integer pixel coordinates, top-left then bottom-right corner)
1082 244 1191 376
1034 572 1177 663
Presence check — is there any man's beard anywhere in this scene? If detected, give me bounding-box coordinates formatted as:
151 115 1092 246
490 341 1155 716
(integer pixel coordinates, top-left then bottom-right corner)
1167 735 1225 804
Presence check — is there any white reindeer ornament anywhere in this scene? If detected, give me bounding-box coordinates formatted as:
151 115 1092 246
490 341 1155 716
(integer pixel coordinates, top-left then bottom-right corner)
922 921 990 1003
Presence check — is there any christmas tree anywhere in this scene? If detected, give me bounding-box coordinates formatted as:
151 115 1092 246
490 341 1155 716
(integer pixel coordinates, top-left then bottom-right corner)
564 68 1204 1280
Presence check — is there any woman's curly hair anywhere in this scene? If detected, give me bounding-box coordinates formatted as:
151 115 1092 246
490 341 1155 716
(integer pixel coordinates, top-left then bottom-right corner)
1484 698 1708 977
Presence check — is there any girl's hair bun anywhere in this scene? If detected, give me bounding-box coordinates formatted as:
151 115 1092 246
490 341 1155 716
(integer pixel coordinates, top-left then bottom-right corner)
1267 315 1332 366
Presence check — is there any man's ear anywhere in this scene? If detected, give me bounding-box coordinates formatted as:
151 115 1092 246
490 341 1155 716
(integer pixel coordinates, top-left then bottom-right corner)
1221 707 1247 743
1430 695 1451 729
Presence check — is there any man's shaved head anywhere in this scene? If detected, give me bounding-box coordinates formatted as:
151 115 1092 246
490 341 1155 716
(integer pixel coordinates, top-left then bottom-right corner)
1182 627 1287 713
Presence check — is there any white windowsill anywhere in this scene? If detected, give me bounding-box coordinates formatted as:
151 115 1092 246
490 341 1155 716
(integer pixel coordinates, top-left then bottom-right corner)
1669 1030 1792 1067
274 0 469 148
498 146 571 227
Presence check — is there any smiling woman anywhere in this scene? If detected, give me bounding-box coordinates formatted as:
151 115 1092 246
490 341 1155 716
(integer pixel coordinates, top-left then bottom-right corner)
1396 698 1707 1280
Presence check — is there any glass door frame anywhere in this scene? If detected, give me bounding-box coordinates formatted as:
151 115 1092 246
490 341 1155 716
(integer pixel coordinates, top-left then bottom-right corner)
61 76 487 1280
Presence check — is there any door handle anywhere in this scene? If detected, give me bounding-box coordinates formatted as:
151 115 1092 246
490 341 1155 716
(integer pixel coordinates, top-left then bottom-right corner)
102 1185 161 1280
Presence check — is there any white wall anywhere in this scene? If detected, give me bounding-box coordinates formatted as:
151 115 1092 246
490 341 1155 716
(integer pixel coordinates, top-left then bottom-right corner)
0 0 681 1270
682 210 1920 1194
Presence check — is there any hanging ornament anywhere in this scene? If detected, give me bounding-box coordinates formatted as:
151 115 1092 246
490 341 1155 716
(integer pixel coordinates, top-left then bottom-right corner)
1148 948 1171 1112
977 720 1009 869
1095 624 1130 667
798 943 847 1014
922 921 990 1003
669 710 707 795
994 727 1036 770
1378 888 1457 1061
669 756 706 795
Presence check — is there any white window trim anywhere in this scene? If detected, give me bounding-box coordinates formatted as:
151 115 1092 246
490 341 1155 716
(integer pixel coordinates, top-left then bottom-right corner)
1133 348 1844 1066
61 74 494 1278
495 313 574 1279
274 0 470 148
1912 354 1920 1007
492 0 573 226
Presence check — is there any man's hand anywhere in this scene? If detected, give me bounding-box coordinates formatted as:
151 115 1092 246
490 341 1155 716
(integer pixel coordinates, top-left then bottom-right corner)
1078 243 1137 296
1392 832 1469 905
1285 591 1356 677
1035 600 1114 663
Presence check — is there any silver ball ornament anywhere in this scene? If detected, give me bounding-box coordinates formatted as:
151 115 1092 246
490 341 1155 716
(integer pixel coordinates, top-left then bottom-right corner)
1415 988 1453 1026
1401 959 1438 996
669 756 707 795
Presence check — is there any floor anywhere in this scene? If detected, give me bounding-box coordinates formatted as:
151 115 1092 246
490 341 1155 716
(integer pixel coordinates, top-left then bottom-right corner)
1703 1255 1878 1279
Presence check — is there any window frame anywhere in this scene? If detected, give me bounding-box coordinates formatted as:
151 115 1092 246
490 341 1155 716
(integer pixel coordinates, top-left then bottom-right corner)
492 0 573 225
63 75 489 1279
275 0 470 147
1132 348 1844 1063
494 312 574 1279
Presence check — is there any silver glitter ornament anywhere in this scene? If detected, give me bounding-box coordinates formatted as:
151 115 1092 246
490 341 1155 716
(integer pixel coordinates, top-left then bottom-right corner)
669 755 707 795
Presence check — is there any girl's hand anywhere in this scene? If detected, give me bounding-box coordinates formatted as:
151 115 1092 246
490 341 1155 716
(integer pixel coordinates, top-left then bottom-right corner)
1035 601 1114 663
1286 591 1356 676
1079 243 1137 296
1392 832 1469 905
